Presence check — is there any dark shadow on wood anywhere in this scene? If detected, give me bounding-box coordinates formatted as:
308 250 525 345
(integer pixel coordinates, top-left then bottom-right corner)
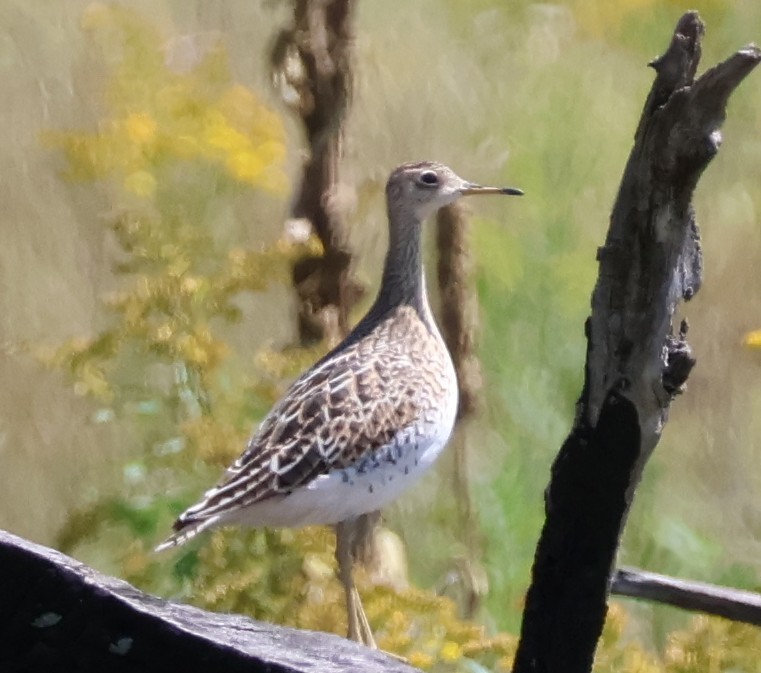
612 567 761 627
511 12 760 673
0 530 420 673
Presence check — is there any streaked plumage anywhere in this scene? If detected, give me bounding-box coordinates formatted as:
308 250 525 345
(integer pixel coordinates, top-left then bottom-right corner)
156 160 522 646
160 303 458 544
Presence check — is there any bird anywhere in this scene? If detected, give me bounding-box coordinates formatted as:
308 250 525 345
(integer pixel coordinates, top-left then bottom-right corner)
156 161 523 647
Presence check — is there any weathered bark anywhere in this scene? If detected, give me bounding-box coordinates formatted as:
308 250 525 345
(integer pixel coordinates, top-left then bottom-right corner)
271 0 363 346
512 13 760 673
436 203 487 618
612 567 761 627
0 530 420 673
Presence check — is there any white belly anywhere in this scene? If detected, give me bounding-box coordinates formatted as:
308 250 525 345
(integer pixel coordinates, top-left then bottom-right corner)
224 385 458 528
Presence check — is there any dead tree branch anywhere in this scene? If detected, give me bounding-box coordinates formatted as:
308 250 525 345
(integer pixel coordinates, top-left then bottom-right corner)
271 0 363 346
512 13 760 673
612 567 761 627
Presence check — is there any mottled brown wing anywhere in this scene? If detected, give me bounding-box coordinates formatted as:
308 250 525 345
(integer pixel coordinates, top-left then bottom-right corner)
175 310 435 526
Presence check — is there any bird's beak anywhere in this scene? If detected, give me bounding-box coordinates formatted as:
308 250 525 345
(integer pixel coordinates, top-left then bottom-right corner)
461 182 524 196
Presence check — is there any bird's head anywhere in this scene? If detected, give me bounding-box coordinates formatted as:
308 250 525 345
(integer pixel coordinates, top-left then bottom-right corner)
386 161 523 222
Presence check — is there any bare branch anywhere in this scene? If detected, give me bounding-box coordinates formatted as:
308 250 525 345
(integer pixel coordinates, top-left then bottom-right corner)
612 567 761 627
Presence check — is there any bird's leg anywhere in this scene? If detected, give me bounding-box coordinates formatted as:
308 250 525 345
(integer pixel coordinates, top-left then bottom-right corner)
352 584 376 647
335 519 376 649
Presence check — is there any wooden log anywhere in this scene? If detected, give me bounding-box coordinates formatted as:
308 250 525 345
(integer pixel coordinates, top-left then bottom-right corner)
0 530 419 673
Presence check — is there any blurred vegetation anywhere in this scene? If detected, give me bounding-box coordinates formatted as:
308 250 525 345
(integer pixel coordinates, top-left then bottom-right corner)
1 1 761 671
27 5 523 670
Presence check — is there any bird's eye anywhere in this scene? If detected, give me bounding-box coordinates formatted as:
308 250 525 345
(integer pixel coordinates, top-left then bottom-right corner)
418 171 439 187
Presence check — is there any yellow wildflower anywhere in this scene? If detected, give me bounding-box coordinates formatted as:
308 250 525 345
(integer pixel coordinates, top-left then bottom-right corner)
439 641 463 662
125 112 158 145
124 170 157 197
407 651 434 670
226 149 265 184
203 112 248 154
743 329 761 349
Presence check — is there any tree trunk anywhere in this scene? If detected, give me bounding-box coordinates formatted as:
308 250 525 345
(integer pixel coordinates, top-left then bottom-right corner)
512 13 760 673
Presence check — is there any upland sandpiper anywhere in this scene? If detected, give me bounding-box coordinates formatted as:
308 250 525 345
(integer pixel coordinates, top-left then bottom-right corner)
156 161 522 647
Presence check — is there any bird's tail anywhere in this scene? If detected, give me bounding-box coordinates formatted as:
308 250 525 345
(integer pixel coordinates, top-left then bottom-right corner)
154 514 221 553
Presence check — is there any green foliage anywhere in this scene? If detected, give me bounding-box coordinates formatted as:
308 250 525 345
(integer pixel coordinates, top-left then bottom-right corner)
36 0 315 598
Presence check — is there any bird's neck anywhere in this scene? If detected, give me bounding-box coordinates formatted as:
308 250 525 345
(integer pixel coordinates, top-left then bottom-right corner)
319 206 438 361
373 206 432 323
